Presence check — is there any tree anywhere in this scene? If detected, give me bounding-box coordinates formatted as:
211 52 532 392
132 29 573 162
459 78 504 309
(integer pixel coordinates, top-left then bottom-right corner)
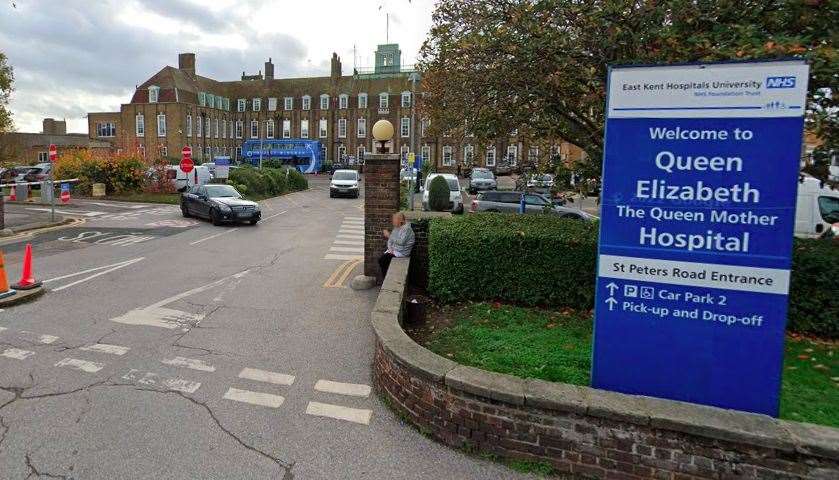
418 0 838 177
0 51 12 134
428 175 451 211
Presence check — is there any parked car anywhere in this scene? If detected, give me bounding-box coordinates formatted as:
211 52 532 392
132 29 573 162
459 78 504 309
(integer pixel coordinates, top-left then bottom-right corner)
795 174 839 238
468 168 497 194
330 169 360 198
11 166 38 183
153 165 212 192
527 173 555 193
400 167 417 185
0 168 16 183
181 184 261 225
470 190 595 220
494 163 513 176
422 173 464 213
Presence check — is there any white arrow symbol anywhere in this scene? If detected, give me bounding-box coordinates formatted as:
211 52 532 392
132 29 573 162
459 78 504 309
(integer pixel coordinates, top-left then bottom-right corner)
605 297 618 311
606 282 619 296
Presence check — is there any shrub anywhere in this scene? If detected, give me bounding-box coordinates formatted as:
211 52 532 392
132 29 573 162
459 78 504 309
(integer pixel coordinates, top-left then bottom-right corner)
788 238 839 338
54 149 145 195
428 175 450 211
426 215 839 338
286 168 308 191
428 214 599 307
226 166 306 198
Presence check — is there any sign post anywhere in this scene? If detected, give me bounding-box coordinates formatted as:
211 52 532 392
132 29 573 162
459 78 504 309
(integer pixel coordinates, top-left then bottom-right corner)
48 144 57 222
59 182 70 204
592 60 809 416
180 146 194 187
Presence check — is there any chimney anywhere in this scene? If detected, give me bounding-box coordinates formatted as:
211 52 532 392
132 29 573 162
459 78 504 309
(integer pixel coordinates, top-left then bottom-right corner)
264 57 274 83
330 52 342 81
179 53 196 76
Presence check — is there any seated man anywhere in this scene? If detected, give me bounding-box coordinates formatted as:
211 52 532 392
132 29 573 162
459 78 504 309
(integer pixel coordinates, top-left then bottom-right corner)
379 212 415 280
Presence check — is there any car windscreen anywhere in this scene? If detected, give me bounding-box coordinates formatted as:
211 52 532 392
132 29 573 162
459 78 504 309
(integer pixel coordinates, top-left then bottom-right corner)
446 179 460 191
818 196 839 222
472 171 493 179
205 185 241 198
333 171 357 181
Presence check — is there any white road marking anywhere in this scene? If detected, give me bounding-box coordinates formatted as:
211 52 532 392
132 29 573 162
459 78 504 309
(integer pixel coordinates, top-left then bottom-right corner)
333 240 363 246
223 388 285 408
1 348 34 360
305 401 372 425
261 210 288 221
189 228 239 246
324 254 363 261
341 221 364 226
338 229 364 235
238 368 295 386
314 379 372 397
26 207 106 217
147 270 249 310
44 257 144 284
0 326 6 332
80 343 130 356
344 216 363 221
161 356 216 372
329 246 363 253
47 257 145 292
38 334 59 344
122 369 202 393
335 234 363 240
55 358 104 373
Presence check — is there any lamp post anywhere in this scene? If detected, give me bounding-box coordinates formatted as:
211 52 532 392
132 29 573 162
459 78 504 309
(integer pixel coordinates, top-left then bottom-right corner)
372 119 394 154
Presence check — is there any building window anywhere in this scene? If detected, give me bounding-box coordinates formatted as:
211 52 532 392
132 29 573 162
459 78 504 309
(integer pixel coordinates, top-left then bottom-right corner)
266 120 275 139
237 99 246 112
156 114 166 137
400 117 410 138
96 122 116 138
250 120 259 139
252 98 261 112
149 86 159 103
421 118 429 137
400 145 409 162
235 146 242 160
379 92 389 109
222 119 226 138
229 120 234 139
205 146 211 158
204 117 210 138
421 145 432 164
160 146 168 157
282 120 291 138
301 120 309 138
528 147 538 164
235 120 243 139
319 119 327 138
464 145 474 166
357 145 366 160
320 94 329 110
185 114 192 137
357 118 366 138
208 94 215 109
268 97 277 111
135 114 144 137
197 116 203 137
358 93 368 109
339 94 348 109
338 118 347 138
38 151 48 162
337 144 347 161
401 91 411 108
507 145 518 165
302 95 311 110
214 118 219 138
486 147 496 167
442 146 453 166
198 92 206 107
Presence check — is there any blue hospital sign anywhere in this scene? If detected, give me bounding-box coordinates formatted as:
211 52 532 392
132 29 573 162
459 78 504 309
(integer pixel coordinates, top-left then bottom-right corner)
592 60 810 416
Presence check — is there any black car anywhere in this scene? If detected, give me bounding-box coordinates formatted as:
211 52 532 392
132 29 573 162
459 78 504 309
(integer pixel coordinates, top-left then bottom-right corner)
181 184 261 225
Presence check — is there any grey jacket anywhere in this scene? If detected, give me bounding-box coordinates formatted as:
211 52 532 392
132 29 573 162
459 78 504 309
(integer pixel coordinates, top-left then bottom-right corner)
387 223 415 257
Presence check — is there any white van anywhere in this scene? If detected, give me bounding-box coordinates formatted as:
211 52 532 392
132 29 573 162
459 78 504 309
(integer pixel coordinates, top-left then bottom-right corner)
166 165 212 192
795 174 839 238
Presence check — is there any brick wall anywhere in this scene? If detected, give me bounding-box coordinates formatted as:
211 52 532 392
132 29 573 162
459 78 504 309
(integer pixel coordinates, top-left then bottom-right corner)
363 153 401 277
371 259 839 480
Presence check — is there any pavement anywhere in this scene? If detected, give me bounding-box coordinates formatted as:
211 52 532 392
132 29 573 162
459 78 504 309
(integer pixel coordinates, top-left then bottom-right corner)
0 177 532 479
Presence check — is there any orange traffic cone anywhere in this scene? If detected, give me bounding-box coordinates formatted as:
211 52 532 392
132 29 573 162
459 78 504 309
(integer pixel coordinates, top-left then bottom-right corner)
0 251 16 299
8 187 16 201
12 243 41 290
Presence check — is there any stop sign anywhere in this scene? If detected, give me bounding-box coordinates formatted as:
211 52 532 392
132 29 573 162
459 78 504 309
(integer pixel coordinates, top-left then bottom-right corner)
180 146 194 173
48 144 57 163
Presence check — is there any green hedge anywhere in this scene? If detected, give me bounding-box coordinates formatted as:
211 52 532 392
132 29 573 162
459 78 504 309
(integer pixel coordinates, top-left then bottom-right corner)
428 214 599 308
227 166 307 198
427 214 839 338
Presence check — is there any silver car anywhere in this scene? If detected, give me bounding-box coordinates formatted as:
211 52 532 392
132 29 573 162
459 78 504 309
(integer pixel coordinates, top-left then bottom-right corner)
468 168 497 194
469 190 595 220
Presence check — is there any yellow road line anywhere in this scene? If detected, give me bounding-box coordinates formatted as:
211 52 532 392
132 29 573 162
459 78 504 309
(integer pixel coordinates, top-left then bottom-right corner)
323 259 361 288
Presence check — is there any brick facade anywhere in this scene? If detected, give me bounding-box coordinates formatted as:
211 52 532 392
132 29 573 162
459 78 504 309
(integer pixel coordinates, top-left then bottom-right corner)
371 259 839 480
363 153 401 278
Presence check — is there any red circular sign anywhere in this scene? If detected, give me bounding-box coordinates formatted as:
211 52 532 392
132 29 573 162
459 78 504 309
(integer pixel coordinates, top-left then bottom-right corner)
48 144 57 162
60 189 70 204
182 146 192 158
180 157 195 174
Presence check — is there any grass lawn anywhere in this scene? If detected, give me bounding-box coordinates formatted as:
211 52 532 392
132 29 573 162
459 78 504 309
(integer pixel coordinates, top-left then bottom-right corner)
103 192 180 204
423 303 838 428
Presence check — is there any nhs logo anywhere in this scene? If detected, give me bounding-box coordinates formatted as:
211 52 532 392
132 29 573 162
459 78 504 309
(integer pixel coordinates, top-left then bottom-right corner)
766 76 796 88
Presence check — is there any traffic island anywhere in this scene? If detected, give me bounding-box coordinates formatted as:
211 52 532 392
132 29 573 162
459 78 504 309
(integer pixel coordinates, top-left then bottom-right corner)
369 257 839 479
0 285 45 307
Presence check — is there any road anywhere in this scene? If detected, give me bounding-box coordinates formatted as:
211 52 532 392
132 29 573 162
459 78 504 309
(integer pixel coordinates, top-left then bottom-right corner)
0 177 529 479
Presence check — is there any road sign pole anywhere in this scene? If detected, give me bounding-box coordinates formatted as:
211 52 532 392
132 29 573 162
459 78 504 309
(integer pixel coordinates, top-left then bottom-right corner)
48 144 57 222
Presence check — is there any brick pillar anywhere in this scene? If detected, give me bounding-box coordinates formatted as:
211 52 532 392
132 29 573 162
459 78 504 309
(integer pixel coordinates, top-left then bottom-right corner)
363 152 401 278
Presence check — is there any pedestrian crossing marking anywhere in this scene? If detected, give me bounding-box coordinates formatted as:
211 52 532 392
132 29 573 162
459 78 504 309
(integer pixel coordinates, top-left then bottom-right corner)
161 356 216 372
1 348 34 360
305 401 372 425
55 358 105 373
122 369 201 394
329 246 363 253
314 379 372 397
223 388 285 408
238 368 295 386
80 343 130 356
333 240 362 246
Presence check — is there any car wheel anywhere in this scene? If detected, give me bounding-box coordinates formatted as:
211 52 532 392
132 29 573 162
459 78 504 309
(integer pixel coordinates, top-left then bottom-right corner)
180 203 191 218
249 219 259 225
211 208 223 226
329 192 335 198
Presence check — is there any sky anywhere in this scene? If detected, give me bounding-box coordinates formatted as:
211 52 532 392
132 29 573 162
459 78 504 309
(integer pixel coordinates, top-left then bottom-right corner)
0 0 435 134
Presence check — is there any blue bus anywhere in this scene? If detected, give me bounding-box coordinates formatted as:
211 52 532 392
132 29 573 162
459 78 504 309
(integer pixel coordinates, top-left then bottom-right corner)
241 139 323 173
